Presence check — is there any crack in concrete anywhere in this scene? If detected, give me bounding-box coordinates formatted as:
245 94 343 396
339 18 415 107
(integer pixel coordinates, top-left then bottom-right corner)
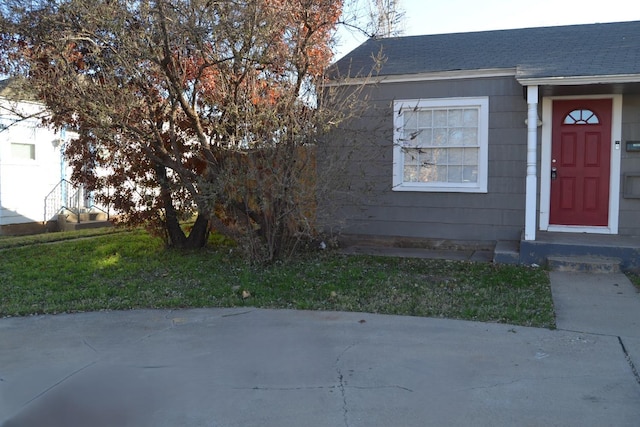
130 311 179 343
82 338 98 353
466 378 523 391
337 371 348 427
233 383 414 393
233 385 339 391
553 328 640 387
335 345 354 427
21 361 97 408
618 336 640 386
349 384 414 392
465 374 601 392
221 309 255 318
555 327 617 337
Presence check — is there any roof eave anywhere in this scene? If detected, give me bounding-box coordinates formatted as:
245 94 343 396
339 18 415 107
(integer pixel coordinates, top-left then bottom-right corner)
517 73 640 86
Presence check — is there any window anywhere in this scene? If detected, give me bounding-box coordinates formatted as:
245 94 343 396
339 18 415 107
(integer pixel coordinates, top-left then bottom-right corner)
11 143 36 160
563 109 599 125
393 97 489 192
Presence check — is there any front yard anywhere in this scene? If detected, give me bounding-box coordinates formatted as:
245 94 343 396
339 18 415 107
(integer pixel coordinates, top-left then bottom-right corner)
0 229 555 328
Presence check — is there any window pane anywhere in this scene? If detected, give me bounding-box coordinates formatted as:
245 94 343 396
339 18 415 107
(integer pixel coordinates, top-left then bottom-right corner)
585 112 598 124
404 149 419 165
431 148 447 163
448 166 463 182
404 165 419 182
434 110 448 127
462 128 478 146
463 109 478 126
11 143 35 160
434 165 448 181
464 148 479 165
417 110 432 127
419 164 435 182
404 111 417 129
448 148 464 164
433 128 447 146
402 130 418 146
448 128 463 145
463 166 478 183
448 109 464 127
420 149 435 166
415 129 432 145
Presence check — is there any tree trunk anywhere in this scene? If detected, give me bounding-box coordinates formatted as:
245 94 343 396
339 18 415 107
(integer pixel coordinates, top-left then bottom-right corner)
161 205 210 249
184 212 210 248
162 203 187 248
155 164 188 248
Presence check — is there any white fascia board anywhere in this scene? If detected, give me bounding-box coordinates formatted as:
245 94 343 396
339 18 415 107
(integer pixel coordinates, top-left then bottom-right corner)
324 68 516 87
517 73 640 86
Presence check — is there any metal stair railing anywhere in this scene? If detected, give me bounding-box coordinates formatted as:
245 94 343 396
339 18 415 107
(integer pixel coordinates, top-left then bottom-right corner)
44 179 111 224
43 179 82 223
87 203 110 220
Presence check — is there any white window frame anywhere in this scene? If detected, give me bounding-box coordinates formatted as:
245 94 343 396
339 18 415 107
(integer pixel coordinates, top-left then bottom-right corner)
392 97 489 193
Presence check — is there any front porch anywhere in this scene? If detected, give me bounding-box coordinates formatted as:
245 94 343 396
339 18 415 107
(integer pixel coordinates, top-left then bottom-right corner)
495 231 640 272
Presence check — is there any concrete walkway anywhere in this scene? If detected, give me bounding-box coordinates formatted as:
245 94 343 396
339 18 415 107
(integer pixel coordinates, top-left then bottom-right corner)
1 273 640 426
550 271 640 381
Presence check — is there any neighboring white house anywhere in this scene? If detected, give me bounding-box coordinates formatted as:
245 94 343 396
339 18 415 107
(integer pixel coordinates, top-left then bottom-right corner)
0 78 90 235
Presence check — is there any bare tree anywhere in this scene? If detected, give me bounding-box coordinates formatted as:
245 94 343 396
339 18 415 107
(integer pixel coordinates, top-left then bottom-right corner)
339 0 405 39
370 0 405 38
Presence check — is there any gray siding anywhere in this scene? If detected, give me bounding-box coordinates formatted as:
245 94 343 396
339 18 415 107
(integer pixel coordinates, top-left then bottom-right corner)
619 94 640 236
328 76 528 243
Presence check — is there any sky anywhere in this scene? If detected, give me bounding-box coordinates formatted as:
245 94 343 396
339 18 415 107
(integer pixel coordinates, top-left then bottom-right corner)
335 0 640 59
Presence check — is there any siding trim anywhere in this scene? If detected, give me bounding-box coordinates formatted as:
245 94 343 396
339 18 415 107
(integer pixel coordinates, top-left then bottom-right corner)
325 68 516 87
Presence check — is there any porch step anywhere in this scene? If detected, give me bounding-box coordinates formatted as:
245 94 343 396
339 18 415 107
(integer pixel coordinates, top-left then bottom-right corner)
493 240 520 265
57 212 113 232
63 211 109 223
547 256 621 274
519 232 640 272
60 220 113 232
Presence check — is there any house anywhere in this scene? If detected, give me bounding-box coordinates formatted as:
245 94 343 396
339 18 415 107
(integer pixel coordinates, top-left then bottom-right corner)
0 79 110 235
327 20 640 270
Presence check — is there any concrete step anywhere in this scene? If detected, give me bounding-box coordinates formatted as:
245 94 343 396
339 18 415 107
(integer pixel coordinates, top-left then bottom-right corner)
63 211 109 223
57 212 112 232
547 256 621 274
493 240 520 265
519 232 640 272
60 220 113 232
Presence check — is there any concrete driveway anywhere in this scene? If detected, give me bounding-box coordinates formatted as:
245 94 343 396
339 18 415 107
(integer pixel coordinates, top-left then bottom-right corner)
1 272 640 426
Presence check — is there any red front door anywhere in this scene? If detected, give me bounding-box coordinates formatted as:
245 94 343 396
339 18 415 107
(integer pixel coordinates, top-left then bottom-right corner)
550 99 612 226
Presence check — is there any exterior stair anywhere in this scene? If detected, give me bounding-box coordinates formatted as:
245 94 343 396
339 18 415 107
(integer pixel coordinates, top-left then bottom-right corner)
547 256 622 273
57 210 113 232
492 231 640 272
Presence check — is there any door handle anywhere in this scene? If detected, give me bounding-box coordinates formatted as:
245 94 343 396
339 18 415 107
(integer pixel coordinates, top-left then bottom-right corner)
551 167 557 180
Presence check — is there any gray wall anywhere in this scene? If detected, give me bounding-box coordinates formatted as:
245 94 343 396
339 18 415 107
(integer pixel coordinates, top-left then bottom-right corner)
327 76 529 243
619 94 640 236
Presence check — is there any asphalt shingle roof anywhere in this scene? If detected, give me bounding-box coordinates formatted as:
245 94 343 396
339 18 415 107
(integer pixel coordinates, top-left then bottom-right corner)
332 20 640 80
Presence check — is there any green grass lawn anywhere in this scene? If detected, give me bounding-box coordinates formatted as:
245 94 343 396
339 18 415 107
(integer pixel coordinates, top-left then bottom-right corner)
0 229 555 328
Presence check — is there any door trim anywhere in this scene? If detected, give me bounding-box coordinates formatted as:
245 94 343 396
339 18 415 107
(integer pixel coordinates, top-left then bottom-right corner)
539 94 622 234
